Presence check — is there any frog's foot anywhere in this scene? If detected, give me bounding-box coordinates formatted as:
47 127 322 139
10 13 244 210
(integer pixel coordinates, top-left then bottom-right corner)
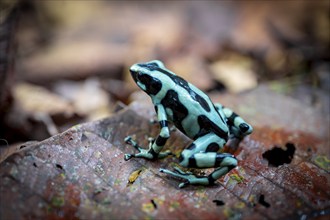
124 136 173 161
159 167 210 188
124 136 152 161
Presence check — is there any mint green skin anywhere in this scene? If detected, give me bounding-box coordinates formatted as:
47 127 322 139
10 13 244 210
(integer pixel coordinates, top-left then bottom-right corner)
124 60 253 188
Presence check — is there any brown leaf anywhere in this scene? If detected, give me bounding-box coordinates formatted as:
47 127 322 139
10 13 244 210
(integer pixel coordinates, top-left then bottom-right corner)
1 86 329 219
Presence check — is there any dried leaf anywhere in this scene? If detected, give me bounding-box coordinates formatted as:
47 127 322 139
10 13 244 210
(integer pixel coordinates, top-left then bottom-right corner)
13 82 74 115
209 54 258 93
1 85 329 219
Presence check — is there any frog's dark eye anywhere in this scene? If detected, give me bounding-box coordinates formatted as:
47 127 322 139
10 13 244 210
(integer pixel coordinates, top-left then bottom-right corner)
139 74 152 85
138 74 162 95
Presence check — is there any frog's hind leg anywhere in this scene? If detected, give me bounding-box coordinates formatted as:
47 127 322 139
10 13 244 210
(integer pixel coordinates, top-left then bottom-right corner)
214 104 253 140
160 133 237 188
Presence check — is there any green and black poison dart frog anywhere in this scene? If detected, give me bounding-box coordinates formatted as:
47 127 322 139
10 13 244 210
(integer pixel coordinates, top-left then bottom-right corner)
124 60 253 188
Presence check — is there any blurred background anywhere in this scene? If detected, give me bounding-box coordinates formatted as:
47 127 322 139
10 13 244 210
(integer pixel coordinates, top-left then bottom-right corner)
1 0 329 145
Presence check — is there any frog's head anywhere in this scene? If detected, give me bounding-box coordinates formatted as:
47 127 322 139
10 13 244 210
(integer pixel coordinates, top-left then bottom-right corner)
129 60 165 95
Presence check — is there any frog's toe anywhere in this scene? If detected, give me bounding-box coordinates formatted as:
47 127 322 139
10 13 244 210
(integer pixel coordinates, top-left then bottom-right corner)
160 168 212 187
124 136 133 143
179 180 190 188
173 167 192 175
124 136 144 151
159 168 192 179
157 150 173 159
124 154 134 161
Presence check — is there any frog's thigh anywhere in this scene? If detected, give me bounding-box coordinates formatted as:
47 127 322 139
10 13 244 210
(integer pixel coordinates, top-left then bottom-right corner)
179 133 227 168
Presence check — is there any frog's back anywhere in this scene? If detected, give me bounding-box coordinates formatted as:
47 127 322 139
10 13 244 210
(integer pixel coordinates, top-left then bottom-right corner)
162 74 228 139
149 66 228 139
181 84 229 140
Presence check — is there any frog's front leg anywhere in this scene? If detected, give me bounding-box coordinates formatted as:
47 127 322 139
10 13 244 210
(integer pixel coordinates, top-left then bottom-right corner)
124 105 172 161
160 133 237 188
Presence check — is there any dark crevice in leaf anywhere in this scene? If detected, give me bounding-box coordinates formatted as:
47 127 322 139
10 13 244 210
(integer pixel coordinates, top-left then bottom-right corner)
213 199 225 206
262 143 296 167
258 194 270 208
81 133 88 142
55 163 63 170
151 199 157 209
20 145 27 149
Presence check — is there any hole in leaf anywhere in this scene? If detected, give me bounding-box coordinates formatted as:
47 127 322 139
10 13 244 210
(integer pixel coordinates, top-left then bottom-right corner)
56 164 63 170
20 145 26 149
81 134 88 142
262 143 295 167
151 199 157 209
258 194 270 208
213 199 225 206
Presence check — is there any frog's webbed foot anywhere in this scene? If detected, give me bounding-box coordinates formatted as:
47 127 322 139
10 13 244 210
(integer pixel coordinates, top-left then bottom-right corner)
124 136 172 161
124 136 153 161
159 167 210 188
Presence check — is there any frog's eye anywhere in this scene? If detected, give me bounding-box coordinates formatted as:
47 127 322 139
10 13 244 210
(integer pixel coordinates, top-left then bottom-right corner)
138 74 153 85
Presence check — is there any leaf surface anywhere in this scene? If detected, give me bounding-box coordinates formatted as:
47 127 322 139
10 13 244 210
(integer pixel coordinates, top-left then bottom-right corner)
1 86 329 220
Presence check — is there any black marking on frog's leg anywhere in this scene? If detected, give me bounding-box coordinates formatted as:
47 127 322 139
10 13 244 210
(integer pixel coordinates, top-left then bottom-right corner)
148 147 159 159
215 153 236 167
156 68 211 112
158 120 168 129
205 142 220 152
155 135 167 148
227 112 238 126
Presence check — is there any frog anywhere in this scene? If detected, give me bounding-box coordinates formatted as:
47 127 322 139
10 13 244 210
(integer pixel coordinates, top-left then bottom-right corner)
124 60 253 188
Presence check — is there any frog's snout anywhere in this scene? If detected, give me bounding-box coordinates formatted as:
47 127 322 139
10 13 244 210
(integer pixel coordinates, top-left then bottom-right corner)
130 64 139 73
130 64 139 82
